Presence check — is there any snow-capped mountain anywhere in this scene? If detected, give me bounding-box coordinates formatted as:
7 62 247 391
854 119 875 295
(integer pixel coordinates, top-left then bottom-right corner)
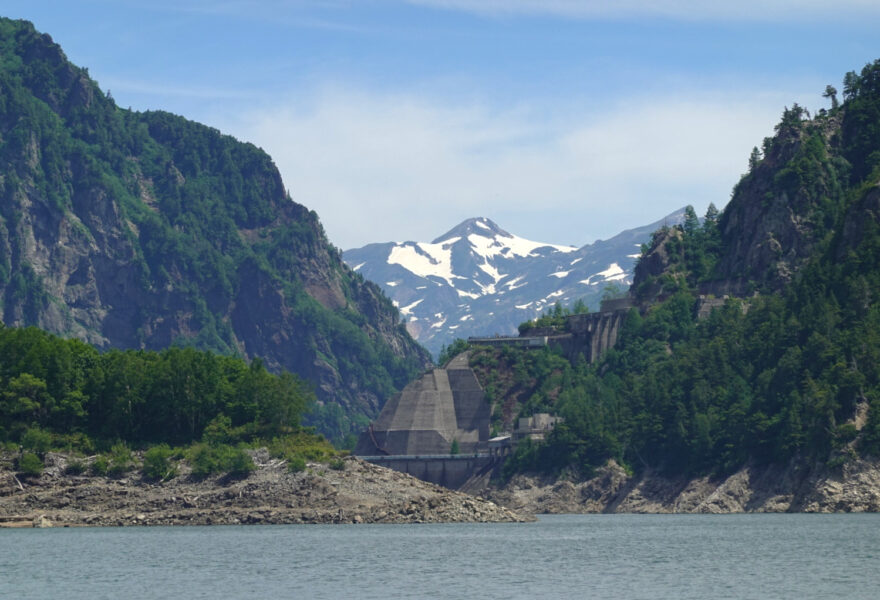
344 210 685 357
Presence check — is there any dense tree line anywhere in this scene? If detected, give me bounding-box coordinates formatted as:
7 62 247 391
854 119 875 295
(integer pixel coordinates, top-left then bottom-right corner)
0 325 313 448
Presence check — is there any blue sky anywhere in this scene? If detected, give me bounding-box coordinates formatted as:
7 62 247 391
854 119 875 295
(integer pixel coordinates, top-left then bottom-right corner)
4 1 879 249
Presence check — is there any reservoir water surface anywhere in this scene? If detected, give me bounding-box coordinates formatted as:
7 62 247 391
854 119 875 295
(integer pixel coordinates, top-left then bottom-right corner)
3 513 878 599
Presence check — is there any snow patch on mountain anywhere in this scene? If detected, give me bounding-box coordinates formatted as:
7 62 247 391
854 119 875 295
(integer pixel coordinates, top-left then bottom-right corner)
399 298 424 316
387 242 453 284
344 210 687 357
465 232 576 260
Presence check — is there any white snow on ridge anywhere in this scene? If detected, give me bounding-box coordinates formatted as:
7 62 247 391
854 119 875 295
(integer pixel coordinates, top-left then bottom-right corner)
467 233 576 260
386 238 461 285
597 263 624 279
578 262 628 285
386 281 398 287
478 260 503 281
351 262 365 271
570 257 583 265
627 253 641 258
549 270 570 279
474 219 491 230
382 226 576 303
399 298 424 317
516 302 533 309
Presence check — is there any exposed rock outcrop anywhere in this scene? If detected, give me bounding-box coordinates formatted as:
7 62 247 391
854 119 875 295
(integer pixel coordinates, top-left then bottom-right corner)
0 452 530 526
482 457 880 514
715 113 845 291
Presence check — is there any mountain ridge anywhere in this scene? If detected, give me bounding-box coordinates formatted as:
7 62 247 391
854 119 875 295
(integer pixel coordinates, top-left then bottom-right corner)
344 209 685 356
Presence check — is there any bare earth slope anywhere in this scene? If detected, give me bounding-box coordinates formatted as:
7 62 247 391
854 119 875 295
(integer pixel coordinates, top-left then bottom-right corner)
0 452 529 527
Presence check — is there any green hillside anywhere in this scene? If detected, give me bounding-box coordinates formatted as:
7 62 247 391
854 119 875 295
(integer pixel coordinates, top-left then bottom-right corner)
0 18 432 444
488 60 880 478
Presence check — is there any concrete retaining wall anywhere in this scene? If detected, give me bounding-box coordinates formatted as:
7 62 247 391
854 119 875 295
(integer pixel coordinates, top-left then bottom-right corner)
361 454 498 490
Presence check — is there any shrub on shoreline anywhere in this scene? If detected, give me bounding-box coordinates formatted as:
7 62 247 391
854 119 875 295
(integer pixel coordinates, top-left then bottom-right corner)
143 444 177 481
17 452 43 477
187 443 255 479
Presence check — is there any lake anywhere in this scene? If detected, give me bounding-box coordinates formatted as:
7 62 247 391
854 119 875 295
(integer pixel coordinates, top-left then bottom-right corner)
2 513 878 599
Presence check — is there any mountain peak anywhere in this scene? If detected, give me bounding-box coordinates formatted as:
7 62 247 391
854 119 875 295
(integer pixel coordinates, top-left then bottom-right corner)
432 217 511 243
344 208 686 356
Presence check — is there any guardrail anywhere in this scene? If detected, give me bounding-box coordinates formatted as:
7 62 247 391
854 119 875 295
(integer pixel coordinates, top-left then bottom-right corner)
358 454 492 461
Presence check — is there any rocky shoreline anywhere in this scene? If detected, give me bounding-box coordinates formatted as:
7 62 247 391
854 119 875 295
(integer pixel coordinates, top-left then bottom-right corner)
482 457 880 514
0 451 530 527
9 449 879 527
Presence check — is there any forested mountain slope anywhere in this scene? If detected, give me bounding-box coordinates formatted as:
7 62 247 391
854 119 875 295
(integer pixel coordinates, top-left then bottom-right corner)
481 60 880 479
0 18 431 444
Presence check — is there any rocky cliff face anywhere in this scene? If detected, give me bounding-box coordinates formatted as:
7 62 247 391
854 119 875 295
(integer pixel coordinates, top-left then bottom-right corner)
715 111 846 291
0 19 431 441
629 106 854 301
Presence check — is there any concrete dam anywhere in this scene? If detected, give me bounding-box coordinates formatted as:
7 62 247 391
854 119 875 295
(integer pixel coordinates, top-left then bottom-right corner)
468 297 632 363
353 353 494 489
354 300 633 489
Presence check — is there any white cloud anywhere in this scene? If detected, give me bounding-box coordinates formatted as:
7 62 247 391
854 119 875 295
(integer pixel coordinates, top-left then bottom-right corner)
221 85 813 249
405 0 880 21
